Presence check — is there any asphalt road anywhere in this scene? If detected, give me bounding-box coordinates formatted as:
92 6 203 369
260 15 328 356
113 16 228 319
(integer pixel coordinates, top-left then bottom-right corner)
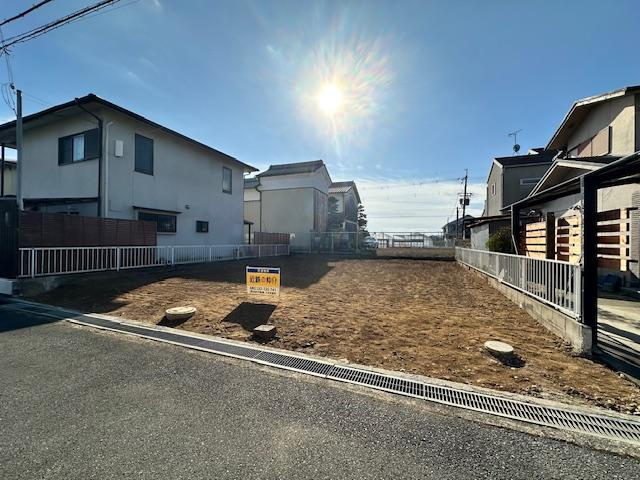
1 305 638 479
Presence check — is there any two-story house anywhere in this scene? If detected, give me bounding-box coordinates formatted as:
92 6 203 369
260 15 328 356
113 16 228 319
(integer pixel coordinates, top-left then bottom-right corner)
484 148 556 216
0 94 256 245
243 160 332 247
328 181 360 232
511 85 640 284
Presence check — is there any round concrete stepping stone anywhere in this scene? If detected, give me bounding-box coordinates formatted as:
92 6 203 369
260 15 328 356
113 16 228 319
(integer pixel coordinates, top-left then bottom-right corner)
484 340 514 359
165 306 197 321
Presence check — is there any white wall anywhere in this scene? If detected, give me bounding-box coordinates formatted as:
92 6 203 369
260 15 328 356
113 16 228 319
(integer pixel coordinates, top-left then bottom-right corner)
21 106 247 246
22 113 101 200
1 164 16 196
531 184 640 219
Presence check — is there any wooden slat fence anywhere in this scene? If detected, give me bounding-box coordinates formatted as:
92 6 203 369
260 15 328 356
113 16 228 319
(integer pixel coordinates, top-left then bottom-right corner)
253 232 290 245
19 211 157 247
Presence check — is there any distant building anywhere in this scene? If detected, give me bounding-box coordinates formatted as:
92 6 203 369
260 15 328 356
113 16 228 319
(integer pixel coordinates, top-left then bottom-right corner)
442 214 473 239
243 160 332 245
328 181 361 232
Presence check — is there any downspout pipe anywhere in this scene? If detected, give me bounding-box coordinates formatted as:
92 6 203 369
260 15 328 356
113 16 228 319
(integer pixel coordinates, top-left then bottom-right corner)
103 121 114 217
74 99 103 217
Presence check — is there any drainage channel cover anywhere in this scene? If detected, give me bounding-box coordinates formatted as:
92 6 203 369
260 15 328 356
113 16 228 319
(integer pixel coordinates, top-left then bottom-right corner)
23 304 639 445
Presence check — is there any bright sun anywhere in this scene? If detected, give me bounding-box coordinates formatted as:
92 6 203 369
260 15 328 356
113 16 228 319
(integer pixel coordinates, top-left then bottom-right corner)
316 83 344 115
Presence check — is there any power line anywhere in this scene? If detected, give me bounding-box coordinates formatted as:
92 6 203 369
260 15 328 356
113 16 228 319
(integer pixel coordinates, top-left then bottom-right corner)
0 0 123 52
0 0 55 27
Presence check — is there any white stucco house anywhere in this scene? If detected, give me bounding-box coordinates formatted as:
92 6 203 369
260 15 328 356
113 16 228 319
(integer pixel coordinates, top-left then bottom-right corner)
0 94 256 245
244 160 332 247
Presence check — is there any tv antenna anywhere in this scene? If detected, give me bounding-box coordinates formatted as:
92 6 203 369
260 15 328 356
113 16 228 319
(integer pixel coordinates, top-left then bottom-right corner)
508 129 522 154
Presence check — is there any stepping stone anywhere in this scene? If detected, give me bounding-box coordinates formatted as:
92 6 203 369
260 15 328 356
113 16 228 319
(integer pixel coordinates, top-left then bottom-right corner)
484 340 514 361
253 324 277 340
165 306 197 321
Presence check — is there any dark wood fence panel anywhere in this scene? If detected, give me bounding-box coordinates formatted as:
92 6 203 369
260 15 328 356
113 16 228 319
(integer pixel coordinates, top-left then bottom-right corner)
19 211 156 247
253 232 290 245
0 199 18 277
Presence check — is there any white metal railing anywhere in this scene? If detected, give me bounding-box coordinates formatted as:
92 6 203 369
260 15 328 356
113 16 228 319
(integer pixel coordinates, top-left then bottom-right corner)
19 244 290 278
455 247 582 320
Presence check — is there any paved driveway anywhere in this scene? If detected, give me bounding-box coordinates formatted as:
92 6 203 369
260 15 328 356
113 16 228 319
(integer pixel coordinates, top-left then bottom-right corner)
0 305 638 479
598 296 640 379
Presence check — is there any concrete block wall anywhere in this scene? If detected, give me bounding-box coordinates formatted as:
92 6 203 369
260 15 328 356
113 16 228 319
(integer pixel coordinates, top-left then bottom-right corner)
460 263 592 355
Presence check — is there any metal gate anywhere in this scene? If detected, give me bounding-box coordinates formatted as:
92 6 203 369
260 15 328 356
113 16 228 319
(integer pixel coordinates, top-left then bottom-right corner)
0 199 18 278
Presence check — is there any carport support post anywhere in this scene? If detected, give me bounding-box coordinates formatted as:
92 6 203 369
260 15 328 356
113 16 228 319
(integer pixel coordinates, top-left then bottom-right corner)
511 204 521 255
580 175 598 347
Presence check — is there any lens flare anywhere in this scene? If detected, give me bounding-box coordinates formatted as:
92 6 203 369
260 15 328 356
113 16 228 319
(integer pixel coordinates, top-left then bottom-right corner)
316 83 343 115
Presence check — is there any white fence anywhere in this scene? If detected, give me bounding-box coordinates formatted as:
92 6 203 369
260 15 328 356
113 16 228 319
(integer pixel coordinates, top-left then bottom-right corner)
19 244 290 278
289 231 454 253
455 247 582 319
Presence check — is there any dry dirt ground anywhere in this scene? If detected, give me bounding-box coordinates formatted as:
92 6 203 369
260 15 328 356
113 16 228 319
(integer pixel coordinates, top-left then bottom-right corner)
32 255 640 414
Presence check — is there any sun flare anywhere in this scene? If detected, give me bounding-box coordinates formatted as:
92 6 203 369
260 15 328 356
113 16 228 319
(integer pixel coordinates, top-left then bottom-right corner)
316 83 344 115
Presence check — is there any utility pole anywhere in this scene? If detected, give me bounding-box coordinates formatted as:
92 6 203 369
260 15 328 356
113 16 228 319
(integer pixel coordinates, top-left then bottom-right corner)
16 89 23 210
455 206 459 238
461 168 468 239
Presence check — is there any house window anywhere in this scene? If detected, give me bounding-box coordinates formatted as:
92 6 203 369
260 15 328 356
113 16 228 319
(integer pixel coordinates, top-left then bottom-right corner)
520 177 541 186
222 166 232 194
135 134 154 175
138 211 176 233
58 128 100 165
196 220 209 233
491 183 496 196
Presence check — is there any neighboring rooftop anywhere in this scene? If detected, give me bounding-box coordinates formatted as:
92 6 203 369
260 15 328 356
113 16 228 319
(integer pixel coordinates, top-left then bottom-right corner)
244 177 260 188
442 214 474 229
258 160 325 178
547 85 640 150
493 149 557 167
329 180 361 203
0 93 257 172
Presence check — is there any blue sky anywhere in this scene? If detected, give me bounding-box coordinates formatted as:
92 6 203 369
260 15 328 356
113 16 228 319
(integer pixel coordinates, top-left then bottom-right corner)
1 0 640 230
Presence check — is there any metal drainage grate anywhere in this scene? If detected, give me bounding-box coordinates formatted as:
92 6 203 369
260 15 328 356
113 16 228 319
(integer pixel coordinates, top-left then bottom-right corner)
254 350 334 377
12 302 640 445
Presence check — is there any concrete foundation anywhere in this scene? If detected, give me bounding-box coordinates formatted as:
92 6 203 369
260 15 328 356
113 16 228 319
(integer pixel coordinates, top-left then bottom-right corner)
0 278 17 296
461 264 592 355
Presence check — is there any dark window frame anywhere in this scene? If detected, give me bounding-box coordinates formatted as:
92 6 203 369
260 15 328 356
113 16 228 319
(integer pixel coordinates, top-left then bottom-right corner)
222 166 232 194
138 211 177 234
134 134 154 175
196 220 209 233
58 128 100 165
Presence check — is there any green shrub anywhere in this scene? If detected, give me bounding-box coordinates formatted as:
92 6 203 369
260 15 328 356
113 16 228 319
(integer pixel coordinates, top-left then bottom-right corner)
486 228 515 253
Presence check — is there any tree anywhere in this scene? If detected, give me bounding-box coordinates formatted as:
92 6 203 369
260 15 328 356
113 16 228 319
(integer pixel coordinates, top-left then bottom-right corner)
486 228 515 254
327 197 342 231
357 203 368 232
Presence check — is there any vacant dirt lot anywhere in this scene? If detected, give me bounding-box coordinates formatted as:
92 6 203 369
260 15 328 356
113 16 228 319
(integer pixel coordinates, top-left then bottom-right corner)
33 256 639 414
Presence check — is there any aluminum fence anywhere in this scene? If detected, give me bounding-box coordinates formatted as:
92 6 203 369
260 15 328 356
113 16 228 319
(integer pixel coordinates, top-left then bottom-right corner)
19 244 290 278
455 247 582 319
289 231 454 253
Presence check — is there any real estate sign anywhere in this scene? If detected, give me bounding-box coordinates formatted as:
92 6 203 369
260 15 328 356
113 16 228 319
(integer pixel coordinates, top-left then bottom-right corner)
246 266 280 297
